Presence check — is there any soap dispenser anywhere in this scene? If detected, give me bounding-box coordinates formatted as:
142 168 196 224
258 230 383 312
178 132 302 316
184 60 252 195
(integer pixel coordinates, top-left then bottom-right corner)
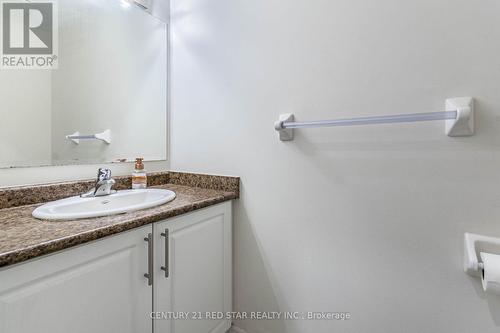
132 158 147 189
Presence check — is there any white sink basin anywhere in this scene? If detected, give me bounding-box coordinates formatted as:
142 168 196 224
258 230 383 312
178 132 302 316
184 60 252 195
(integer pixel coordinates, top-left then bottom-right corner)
32 189 176 220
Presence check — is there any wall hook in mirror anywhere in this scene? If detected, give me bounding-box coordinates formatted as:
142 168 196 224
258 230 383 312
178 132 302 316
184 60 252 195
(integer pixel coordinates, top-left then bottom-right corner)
66 129 112 144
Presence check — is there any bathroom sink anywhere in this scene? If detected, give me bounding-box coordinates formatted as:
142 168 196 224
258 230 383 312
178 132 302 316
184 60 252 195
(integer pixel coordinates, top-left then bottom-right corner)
32 189 176 220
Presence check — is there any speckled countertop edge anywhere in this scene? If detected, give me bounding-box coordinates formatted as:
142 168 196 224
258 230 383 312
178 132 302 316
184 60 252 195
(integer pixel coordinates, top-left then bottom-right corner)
0 172 239 268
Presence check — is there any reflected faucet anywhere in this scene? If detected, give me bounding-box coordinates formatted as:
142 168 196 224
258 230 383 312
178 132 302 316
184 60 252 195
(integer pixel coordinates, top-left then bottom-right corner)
81 168 116 198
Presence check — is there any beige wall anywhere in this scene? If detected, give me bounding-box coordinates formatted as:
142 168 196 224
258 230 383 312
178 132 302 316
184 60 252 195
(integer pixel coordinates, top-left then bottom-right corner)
169 0 500 332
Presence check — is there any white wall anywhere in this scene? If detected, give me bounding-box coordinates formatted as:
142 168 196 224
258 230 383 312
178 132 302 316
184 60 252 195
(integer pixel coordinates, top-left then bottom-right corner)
170 0 500 332
0 71 52 168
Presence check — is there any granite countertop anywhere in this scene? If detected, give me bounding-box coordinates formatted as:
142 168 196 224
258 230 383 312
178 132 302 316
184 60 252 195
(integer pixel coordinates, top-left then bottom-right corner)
0 172 239 268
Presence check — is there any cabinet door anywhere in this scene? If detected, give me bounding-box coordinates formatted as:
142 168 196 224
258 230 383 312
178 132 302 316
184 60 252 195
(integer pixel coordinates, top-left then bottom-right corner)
154 202 232 333
0 225 153 333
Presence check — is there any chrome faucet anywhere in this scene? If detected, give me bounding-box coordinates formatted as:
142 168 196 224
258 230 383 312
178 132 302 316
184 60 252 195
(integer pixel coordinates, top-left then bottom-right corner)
81 168 117 198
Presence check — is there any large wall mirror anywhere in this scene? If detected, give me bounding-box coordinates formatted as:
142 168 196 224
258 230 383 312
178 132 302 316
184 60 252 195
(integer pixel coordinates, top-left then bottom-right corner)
0 0 168 168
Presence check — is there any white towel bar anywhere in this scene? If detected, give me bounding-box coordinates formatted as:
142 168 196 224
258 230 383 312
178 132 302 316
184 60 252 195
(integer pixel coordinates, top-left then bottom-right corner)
274 97 474 141
66 129 112 144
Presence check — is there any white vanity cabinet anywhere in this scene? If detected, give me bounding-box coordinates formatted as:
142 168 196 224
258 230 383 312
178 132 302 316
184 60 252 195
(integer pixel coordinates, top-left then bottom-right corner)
0 202 232 333
0 224 153 333
153 202 232 333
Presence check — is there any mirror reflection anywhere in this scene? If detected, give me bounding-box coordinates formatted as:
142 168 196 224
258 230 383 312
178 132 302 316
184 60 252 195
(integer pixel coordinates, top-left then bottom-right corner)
0 0 168 168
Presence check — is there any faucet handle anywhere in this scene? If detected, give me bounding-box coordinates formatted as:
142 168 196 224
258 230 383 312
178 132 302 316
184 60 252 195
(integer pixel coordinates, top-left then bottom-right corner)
97 168 112 182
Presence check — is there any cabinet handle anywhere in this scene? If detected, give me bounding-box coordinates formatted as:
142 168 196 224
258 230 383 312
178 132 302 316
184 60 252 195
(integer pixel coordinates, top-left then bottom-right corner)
160 229 169 278
144 233 153 286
